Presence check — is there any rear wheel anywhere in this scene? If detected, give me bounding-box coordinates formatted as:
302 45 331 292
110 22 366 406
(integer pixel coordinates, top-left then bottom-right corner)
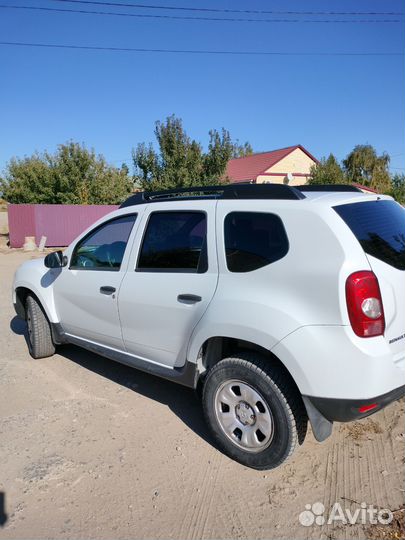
202 352 307 469
26 295 55 359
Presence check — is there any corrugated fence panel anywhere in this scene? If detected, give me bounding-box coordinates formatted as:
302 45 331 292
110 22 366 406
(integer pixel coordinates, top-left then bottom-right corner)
34 205 119 247
8 205 36 248
8 204 118 248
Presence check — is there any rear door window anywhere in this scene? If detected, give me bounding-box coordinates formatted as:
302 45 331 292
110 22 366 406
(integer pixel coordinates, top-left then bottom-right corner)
224 212 289 272
137 211 208 273
334 200 405 271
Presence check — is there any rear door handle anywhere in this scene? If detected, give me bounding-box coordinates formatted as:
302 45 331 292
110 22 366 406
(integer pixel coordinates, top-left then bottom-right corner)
177 294 202 303
100 286 116 295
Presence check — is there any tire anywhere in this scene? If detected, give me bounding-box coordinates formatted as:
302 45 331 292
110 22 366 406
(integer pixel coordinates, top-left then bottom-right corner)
202 352 307 470
25 295 55 359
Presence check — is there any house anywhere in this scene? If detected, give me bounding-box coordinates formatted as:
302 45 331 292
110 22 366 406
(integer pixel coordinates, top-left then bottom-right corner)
353 183 378 194
225 144 318 186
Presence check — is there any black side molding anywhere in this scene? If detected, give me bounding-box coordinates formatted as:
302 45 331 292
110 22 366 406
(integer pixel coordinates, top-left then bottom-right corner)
53 328 198 388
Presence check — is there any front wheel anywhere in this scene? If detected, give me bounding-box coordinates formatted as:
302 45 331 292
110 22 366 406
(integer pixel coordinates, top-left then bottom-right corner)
26 295 56 359
202 353 307 470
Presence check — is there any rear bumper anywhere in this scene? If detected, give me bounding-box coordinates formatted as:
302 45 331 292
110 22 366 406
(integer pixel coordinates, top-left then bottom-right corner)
304 384 405 423
271 325 405 399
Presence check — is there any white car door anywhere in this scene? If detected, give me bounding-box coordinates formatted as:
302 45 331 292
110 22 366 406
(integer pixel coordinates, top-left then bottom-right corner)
53 213 138 350
118 200 219 368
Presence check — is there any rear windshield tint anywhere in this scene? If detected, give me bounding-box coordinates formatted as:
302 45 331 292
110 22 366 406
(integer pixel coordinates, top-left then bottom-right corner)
334 200 405 271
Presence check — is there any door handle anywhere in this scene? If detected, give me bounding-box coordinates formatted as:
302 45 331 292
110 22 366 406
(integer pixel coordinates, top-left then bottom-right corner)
177 294 202 304
100 286 116 295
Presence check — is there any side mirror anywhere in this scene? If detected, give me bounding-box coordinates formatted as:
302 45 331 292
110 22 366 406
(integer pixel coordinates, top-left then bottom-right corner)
44 250 67 269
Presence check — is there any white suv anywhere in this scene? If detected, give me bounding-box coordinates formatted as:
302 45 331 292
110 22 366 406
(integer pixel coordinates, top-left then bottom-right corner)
12 184 405 469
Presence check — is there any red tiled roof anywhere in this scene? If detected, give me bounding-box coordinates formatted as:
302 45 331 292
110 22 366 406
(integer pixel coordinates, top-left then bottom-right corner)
225 145 318 183
353 183 378 193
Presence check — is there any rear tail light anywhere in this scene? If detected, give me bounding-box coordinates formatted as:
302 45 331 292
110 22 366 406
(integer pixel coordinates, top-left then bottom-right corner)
345 271 385 338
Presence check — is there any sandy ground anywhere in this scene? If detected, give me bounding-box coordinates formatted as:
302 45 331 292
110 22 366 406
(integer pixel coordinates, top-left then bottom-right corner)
0 250 404 540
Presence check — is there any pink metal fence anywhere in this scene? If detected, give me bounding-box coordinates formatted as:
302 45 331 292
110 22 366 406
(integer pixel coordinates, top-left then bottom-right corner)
8 204 118 248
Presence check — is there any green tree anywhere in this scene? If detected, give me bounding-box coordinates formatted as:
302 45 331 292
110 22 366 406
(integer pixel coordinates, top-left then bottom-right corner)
343 144 391 192
204 128 252 181
0 155 55 204
0 142 133 204
133 115 252 190
390 173 405 204
308 153 347 185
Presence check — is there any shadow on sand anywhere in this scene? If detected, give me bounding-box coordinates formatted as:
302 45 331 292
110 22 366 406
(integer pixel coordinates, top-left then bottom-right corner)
10 316 211 445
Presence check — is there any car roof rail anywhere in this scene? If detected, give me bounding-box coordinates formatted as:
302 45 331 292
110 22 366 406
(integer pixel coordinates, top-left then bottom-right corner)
296 184 363 193
120 183 306 208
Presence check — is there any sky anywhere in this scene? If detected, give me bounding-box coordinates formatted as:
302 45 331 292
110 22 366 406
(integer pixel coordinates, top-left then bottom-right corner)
0 0 404 175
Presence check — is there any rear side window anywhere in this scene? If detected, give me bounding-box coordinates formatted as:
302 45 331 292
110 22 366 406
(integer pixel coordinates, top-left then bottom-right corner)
137 211 208 273
334 200 405 271
224 212 289 272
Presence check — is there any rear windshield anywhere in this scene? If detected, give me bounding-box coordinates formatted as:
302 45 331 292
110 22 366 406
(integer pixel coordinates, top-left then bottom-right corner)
334 200 405 271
